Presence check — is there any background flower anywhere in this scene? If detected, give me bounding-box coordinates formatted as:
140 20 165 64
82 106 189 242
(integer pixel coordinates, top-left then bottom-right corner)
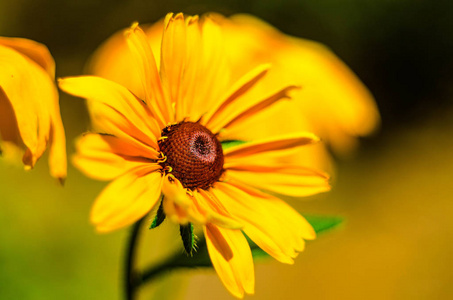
0 37 66 181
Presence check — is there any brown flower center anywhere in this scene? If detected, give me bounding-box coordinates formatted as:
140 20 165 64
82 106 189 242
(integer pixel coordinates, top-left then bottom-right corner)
158 122 224 190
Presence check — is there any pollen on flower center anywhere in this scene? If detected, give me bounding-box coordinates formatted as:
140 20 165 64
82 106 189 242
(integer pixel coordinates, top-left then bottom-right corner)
158 122 224 190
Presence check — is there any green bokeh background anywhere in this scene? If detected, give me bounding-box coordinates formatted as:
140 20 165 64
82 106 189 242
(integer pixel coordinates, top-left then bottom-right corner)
1 0 453 299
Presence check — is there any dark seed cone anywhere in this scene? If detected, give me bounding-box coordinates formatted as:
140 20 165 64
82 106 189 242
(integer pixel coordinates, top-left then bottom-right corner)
158 122 224 190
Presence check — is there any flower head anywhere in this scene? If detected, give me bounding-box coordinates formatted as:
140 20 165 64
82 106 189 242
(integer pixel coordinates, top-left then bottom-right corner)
60 13 330 298
0 37 66 181
87 14 380 173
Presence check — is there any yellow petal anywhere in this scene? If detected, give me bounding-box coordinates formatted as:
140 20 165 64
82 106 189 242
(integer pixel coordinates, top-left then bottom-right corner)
162 175 191 208
58 76 160 153
0 37 56 78
226 167 330 198
125 22 172 127
160 13 187 119
204 224 254 298
91 167 163 232
201 64 269 129
192 189 243 229
210 85 299 134
73 133 159 181
0 43 66 180
86 21 164 100
224 132 319 158
161 175 208 225
212 181 315 264
0 88 23 148
162 196 190 225
188 16 231 121
179 16 202 120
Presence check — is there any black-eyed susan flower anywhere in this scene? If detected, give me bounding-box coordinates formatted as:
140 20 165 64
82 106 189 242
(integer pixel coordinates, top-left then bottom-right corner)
0 37 66 181
59 13 330 298
86 14 380 173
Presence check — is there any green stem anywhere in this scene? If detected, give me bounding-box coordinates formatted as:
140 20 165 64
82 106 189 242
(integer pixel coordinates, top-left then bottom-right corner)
125 217 145 300
138 238 212 286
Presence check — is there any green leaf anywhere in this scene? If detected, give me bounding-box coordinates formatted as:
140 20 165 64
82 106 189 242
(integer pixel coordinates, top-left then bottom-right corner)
248 215 344 260
150 197 166 229
179 223 197 256
221 140 247 151
305 215 344 234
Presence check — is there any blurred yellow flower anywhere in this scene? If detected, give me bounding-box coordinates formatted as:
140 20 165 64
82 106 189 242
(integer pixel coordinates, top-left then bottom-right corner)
60 13 330 298
87 13 380 173
213 14 380 157
0 37 66 181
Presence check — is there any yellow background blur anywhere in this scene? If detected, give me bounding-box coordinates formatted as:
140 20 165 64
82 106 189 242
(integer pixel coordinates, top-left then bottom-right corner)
1 0 453 299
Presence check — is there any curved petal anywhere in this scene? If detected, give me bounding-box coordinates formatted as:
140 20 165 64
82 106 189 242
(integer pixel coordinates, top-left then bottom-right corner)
59 76 160 153
73 133 159 181
162 174 192 208
91 167 163 232
161 175 207 225
125 22 172 127
212 181 315 264
0 44 66 180
0 37 56 78
204 224 254 298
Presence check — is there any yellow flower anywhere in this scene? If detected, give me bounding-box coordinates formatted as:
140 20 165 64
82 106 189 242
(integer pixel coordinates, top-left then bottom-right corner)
212 14 380 157
87 14 380 173
0 37 66 181
60 13 330 298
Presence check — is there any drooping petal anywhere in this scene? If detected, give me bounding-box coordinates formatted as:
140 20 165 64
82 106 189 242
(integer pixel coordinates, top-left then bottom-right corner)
161 175 207 225
0 43 66 180
73 133 159 181
125 22 173 127
58 76 160 152
162 196 190 225
91 166 163 232
204 224 255 298
212 181 315 264
162 174 192 208
0 37 56 78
